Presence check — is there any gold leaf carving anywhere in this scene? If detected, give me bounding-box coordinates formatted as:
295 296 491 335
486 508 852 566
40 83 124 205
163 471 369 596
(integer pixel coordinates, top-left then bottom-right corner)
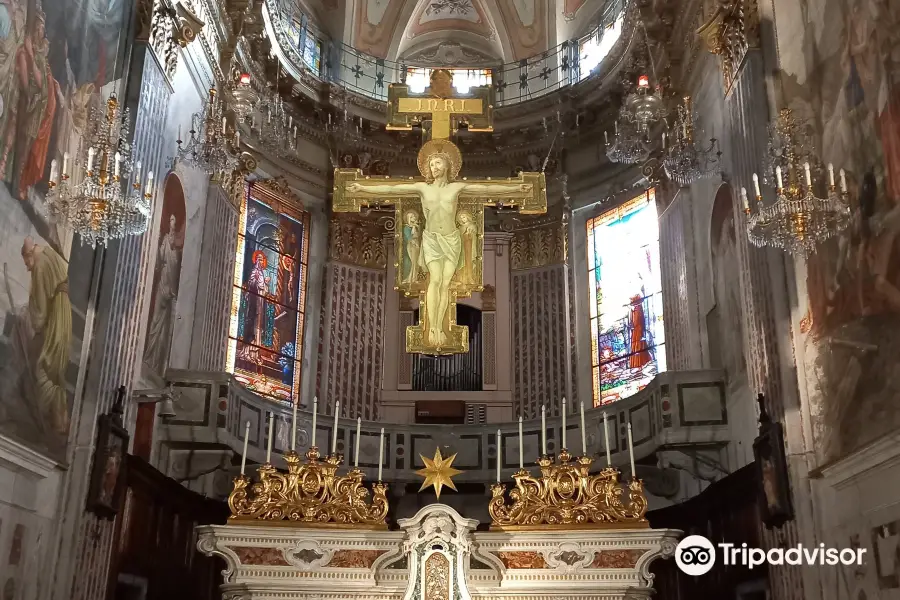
510 222 566 270
330 215 386 269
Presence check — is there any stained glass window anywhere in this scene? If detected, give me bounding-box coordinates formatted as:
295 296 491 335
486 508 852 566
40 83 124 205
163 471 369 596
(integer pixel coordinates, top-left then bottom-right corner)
226 183 310 403
586 189 666 406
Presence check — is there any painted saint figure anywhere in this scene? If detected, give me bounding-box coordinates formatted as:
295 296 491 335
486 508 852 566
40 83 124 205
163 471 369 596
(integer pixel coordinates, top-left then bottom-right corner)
143 214 183 374
347 145 527 346
402 210 422 285
456 211 476 286
241 250 271 357
627 293 651 370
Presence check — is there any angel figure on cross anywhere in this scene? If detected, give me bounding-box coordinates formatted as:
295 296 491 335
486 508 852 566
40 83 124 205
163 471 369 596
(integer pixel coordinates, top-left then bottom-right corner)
346 140 530 346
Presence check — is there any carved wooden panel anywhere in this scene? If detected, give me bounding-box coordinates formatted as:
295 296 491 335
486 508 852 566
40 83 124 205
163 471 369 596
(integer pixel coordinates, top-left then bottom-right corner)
482 312 497 387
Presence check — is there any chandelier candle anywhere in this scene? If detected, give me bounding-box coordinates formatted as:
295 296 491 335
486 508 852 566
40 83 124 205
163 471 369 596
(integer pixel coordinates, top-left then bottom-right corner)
627 423 636 479
331 401 340 454
378 428 384 481
804 162 812 187
266 414 274 464
580 402 586 455
603 412 611 466
354 417 361 467
742 187 750 211
828 164 835 187
776 166 783 189
541 405 547 456
518 416 524 469
561 397 567 449
496 429 502 483
62 152 69 177
840 169 848 193
145 171 153 196
240 420 250 475
753 173 761 197
311 397 317 448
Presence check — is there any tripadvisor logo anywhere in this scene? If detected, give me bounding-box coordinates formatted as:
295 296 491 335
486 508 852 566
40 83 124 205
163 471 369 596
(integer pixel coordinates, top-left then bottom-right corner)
675 535 867 575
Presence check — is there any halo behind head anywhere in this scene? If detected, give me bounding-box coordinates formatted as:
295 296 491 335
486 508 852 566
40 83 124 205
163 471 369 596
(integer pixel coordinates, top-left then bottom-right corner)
417 140 462 182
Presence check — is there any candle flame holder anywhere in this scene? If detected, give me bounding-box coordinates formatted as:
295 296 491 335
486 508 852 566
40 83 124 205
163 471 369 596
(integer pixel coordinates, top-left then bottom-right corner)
228 446 389 529
489 449 648 530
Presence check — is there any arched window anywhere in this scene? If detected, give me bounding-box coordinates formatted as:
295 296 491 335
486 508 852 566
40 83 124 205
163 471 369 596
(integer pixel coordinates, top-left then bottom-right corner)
586 189 666 406
412 304 482 391
226 182 310 402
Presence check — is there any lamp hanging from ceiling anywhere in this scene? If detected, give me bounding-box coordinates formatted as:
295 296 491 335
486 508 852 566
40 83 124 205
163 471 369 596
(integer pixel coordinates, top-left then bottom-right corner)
251 90 298 154
746 108 851 255
662 96 722 185
45 94 153 248
229 71 261 121
176 87 241 174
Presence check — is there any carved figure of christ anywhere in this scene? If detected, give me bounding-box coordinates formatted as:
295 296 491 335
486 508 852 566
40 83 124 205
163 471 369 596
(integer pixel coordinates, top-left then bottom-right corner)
347 155 528 346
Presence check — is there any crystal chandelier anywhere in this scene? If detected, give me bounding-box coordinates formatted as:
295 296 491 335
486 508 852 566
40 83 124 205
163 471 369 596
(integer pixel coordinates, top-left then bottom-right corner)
176 87 240 174
605 113 649 164
746 108 851 255
229 72 261 121
250 91 298 154
46 95 153 247
662 96 722 185
620 74 667 135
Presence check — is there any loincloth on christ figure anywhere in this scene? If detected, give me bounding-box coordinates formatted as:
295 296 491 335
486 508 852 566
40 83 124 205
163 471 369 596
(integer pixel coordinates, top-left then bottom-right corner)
421 229 464 269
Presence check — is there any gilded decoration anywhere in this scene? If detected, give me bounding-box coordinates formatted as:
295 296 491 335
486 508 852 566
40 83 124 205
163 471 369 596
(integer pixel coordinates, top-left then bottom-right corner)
424 553 451 600
696 0 760 92
415 448 464 499
510 222 566 270
489 450 649 530
494 551 547 569
232 546 290 566
330 216 387 269
481 284 496 311
590 549 645 568
227 448 389 529
329 549 387 568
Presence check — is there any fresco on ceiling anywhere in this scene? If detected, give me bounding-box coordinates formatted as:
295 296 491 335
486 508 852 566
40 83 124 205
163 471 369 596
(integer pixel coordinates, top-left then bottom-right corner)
408 0 492 41
0 0 126 459
496 0 547 60
353 0 406 59
778 0 900 462
709 184 747 387
563 0 589 20
143 174 185 376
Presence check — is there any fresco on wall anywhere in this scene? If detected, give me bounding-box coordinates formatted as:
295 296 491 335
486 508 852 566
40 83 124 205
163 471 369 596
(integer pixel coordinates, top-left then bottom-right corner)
496 0 547 60
143 174 185 376
0 0 127 457
780 0 900 461
709 185 747 386
353 0 406 59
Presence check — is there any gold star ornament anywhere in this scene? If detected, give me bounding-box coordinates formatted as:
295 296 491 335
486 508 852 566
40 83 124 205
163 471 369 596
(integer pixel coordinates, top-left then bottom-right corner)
415 447 464 499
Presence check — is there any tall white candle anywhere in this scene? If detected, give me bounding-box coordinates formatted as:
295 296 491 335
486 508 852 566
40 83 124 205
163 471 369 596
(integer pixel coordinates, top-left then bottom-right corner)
741 187 749 211
291 397 298 450
496 429 502 483
235 131 240 147
840 169 848 193
134 161 142 186
87 147 95 171
604 130 609 145
752 173 761 197
145 171 154 196
541 405 547 456
518 415 524 469
776 166 783 189
49 159 58 184
561 397 567 449
114 152 121 177
580 402 586 456
378 428 385 481
62 152 70 177
627 423 636 479
331 401 340 454
804 161 812 187
354 417 361 467
311 397 318 448
603 411 611 466
662 131 666 149
240 420 250 475
828 163 835 187
266 414 274 463
222 116 227 135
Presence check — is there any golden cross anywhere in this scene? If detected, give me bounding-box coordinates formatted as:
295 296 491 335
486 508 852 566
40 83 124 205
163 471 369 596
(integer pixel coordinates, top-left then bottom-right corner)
387 69 493 141
333 139 546 355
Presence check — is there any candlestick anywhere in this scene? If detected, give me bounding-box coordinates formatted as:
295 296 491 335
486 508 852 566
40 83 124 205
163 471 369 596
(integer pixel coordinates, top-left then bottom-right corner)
311 397 317 448
354 417 361 467
776 166 783 189
291 398 298 450
134 161 142 186
753 173 761 197
614 121 618 135
331 401 340 454
62 152 69 177
627 423 636 479
603 412 611 466
49 159 58 185
114 152 121 177
604 130 609 145
518 415 524 469
496 429 502 483
145 171 154 196
234 131 240 147
240 420 250 475
541 405 547 456
266 414 274 464
87 147 95 172
662 131 666 149
840 169 847 193
828 163 835 187
378 428 384 481
804 162 812 187
177 125 182 142
222 116 227 135
561 397 567 449
580 402 586 455
741 187 750 211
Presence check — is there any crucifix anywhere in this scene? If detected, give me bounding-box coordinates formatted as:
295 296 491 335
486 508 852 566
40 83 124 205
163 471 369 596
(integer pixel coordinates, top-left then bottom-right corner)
333 70 548 355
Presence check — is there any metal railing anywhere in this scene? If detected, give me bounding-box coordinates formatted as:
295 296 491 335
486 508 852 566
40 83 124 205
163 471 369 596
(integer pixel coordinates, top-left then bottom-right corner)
263 0 628 107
